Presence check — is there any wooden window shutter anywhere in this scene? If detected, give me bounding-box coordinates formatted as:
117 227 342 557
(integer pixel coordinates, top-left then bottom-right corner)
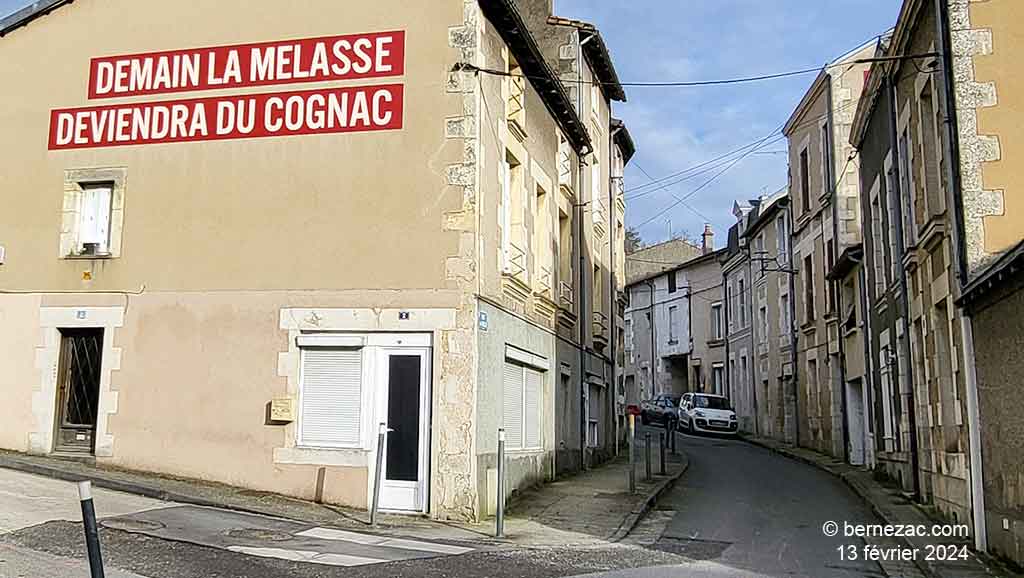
299 348 363 447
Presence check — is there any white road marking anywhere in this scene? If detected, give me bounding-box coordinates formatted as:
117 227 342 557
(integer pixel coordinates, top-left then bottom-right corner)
296 527 473 555
226 545 387 567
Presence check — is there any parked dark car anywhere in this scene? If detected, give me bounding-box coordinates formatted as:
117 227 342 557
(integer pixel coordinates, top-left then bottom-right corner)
640 394 682 427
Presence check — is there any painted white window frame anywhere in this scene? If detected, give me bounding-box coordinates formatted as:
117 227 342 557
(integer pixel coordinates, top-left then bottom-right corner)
710 302 723 340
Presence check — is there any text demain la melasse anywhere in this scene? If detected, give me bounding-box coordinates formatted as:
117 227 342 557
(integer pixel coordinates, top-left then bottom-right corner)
88 31 406 99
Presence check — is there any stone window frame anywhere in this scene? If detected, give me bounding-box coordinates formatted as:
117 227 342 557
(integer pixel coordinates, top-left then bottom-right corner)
60 167 127 259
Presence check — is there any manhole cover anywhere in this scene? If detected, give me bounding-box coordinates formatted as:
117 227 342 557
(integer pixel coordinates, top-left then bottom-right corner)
649 537 732 560
101 518 166 532
224 528 294 542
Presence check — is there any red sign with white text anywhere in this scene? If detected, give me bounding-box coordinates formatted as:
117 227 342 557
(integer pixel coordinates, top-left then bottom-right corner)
87 31 405 99
49 84 404 150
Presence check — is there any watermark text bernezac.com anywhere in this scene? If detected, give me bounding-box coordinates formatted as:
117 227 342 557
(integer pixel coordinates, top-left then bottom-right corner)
821 520 971 563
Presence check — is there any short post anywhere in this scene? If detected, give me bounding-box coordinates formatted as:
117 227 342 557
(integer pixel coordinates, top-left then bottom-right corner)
370 423 388 527
496 428 506 538
644 432 652 482
77 481 106 578
671 422 677 454
628 414 636 494
659 431 666 475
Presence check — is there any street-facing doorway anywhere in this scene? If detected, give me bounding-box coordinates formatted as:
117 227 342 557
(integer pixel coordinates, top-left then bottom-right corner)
54 328 104 454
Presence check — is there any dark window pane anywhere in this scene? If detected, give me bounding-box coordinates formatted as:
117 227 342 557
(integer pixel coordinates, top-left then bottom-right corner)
386 355 421 482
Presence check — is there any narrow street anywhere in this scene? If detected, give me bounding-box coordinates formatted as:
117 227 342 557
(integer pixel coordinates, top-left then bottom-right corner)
613 429 889 577
0 433 900 578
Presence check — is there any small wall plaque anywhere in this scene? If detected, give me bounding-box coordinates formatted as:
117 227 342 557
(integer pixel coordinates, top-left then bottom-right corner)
270 397 296 422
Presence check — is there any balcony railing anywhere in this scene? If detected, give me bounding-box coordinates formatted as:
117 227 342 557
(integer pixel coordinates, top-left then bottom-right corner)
536 265 553 297
558 281 574 310
505 242 527 283
592 311 609 349
558 143 573 190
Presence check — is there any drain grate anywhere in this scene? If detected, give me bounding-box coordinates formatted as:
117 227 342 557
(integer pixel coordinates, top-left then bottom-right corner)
101 518 166 533
224 528 294 542
649 537 732 561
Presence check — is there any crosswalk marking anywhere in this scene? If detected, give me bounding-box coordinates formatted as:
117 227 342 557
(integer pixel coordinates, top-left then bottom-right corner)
226 545 387 567
296 527 474 555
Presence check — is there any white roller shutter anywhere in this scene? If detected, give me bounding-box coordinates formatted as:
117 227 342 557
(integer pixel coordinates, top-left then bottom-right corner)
299 348 363 447
502 361 524 449
524 368 542 450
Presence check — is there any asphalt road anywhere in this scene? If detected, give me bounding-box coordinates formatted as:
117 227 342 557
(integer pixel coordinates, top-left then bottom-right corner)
0 434 894 578
596 430 889 578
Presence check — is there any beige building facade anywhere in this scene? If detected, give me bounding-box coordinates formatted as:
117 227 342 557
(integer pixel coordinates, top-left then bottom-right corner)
785 46 872 459
0 0 628 522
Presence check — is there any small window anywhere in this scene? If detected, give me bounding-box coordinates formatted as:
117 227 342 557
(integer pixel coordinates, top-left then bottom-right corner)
668 272 677 293
803 255 815 322
503 361 543 451
76 183 113 256
299 348 363 448
668 305 678 342
711 303 723 340
800 147 811 214
738 278 746 327
711 365 724 395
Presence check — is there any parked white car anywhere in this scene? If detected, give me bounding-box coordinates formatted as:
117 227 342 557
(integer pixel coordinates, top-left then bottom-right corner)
679 393 738 435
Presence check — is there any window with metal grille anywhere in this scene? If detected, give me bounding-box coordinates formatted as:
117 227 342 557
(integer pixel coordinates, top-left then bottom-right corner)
298 348 363 448
503 361 542 451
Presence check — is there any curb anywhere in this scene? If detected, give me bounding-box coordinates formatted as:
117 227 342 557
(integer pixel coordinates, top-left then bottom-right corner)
609 452 690 543
0 456 241 511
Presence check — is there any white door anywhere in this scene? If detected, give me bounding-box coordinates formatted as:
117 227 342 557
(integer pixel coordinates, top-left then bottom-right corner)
846 380 865 466
377 347 431 513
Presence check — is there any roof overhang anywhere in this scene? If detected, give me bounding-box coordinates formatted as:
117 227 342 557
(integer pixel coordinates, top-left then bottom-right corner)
958 238 1024 311
611 118 635 162
826 244 865 281
783 69 829 136
0 0 73 37
625 248 727 288
547 16 626 102
480 0 593 155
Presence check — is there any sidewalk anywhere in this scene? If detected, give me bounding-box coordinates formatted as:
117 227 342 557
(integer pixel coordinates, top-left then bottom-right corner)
742 435 1013 578
0 436 687 549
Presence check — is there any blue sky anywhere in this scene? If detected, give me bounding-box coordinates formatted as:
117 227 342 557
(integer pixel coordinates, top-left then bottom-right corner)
555 0 900 245
1 0 900 246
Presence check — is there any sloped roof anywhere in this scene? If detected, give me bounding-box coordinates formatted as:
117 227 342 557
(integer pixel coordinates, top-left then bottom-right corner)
546 15 626 102
0 0 72 37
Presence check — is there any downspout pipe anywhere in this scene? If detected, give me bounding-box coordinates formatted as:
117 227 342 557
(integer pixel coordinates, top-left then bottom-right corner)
935 0 986 551
610 126 620 457
576 29 594 472
787 202 801 446
647 279 657 397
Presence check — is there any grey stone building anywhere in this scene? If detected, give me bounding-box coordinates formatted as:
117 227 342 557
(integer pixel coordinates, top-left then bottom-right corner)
623 239 725 405
723 201 757 433
743 189 797 443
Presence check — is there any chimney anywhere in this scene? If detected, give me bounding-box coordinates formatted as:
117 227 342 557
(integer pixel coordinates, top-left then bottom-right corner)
701 224 714 254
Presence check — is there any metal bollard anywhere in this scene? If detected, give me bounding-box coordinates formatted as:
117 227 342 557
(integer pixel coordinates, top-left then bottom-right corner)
659 431 666 475
496 428 506 538
671 423 677 454
628 414 636 494
77 481 106 578
644 432 652 482
370 423 388 527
